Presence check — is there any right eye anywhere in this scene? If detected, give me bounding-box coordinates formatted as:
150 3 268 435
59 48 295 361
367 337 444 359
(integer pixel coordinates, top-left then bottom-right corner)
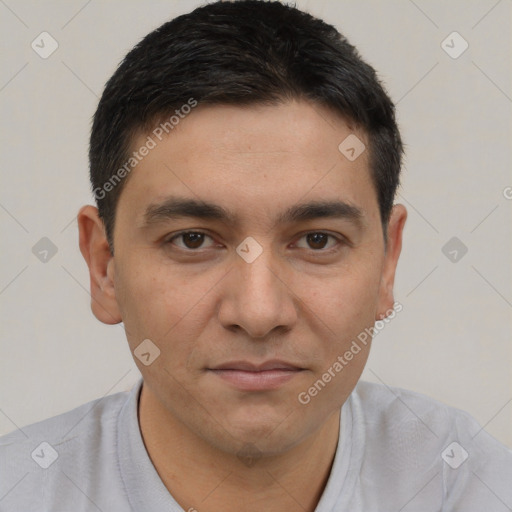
166 231 217 250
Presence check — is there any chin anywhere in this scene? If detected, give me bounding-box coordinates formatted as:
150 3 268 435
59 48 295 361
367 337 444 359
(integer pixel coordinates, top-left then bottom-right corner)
219 408 307 451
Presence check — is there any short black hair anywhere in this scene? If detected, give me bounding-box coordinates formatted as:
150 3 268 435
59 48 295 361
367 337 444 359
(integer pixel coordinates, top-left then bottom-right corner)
89 0 403 251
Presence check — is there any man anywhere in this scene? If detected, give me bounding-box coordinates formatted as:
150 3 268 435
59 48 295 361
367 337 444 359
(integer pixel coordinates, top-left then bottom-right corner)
1 1 511 511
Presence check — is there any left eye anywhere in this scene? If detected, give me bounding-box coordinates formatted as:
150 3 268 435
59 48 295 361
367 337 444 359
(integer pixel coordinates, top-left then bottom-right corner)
295 232 339 251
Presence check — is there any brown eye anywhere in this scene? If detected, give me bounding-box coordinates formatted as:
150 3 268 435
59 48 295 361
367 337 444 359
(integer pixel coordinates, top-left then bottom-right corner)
169 231 215 250
295 232 339 251
307 233 328 249
182 233 205 249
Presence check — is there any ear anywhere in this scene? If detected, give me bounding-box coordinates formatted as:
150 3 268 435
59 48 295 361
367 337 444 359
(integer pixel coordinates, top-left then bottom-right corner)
376 204 407 319
77 205 122 324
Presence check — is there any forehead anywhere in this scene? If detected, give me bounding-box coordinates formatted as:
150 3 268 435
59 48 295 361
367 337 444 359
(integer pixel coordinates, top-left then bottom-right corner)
147 100 365 163
119 100 379 229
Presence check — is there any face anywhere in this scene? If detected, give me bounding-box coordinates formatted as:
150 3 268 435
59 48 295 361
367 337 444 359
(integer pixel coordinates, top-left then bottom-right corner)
79 100 406 457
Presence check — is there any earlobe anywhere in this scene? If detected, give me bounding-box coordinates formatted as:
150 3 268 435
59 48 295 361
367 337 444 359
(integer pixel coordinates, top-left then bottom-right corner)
77 205 122 325
376 204 407 319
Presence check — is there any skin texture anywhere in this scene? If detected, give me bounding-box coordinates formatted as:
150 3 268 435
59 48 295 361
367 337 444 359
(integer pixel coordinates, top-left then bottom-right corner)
78 100 407 512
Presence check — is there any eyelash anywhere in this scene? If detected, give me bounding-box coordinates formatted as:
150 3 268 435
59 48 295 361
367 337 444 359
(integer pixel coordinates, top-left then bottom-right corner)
165 230 346 254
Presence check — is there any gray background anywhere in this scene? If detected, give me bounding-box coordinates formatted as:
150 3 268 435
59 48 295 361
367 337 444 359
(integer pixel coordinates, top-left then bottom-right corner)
0 0 511 447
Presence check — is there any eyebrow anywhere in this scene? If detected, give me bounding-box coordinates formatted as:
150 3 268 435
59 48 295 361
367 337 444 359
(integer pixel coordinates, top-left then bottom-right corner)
142 196 364 229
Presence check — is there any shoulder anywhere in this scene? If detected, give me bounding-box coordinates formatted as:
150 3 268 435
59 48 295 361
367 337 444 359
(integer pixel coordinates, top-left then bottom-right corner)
351 379 511 455
352 379 478 430
347 380 512 509
0 384 131 451
0 383 139 511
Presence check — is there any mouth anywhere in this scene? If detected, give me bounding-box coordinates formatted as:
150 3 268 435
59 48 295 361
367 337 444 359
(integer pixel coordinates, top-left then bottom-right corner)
207 360 305 391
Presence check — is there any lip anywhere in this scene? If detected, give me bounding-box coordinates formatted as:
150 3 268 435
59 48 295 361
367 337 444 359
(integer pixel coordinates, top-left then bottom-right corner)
208 360 304 391
211 360 302 372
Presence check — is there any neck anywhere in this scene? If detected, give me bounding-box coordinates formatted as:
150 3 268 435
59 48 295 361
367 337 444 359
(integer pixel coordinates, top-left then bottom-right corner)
138 384 341 512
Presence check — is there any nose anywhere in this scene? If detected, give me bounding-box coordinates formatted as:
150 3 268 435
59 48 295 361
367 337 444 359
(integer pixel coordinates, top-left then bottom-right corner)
217 248 298 339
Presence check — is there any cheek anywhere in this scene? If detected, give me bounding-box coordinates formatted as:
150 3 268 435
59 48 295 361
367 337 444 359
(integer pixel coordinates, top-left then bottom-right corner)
291 274 379 418
113 254 221 354
302 265 381 375
307 263 381 326
113 256 176 343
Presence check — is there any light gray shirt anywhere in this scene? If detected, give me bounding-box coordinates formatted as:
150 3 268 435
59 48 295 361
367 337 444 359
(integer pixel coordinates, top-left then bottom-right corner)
1 378 511 511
